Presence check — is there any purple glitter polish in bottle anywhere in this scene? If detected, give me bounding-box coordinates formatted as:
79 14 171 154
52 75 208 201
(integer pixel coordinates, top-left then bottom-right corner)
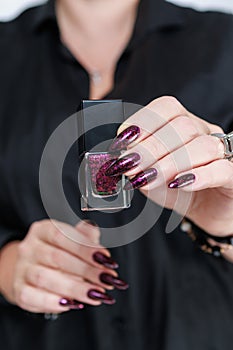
87 153 121 196
78 100 132 211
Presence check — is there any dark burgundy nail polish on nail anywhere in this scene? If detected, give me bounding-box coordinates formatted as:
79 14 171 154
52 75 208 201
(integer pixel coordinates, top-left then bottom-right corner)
100 273 129 290
124 168 158 190
105 153 141 177
109 125 141 152
59 298 85 310
87 289 116 305
168 173 195 189
93 252 119 269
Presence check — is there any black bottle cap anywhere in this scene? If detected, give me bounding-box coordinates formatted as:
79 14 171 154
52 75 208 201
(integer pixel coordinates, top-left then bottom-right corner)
77 100 124 156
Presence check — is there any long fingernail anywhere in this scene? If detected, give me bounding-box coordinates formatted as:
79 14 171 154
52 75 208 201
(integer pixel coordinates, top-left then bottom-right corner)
109 125 140 152
87 290 116 305
93 252 119 269
59 298 85 310
168 173 195 189
124 168 158 190
100 273 129 290
105 153 141 176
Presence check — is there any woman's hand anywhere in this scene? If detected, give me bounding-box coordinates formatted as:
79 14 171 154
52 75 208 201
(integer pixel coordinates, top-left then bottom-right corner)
0 219 127 313
107 96 233 236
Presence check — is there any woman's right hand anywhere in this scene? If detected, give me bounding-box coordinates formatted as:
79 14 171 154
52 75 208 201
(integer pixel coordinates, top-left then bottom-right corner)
0 219 127 314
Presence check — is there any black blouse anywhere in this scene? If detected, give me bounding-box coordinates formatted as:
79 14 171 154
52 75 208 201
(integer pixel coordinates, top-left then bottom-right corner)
1 1 233 349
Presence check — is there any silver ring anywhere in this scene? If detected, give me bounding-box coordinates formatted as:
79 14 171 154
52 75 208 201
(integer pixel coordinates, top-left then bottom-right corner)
211 132 233 161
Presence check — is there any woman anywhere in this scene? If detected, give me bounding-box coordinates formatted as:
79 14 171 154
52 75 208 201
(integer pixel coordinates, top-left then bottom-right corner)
0 0 233 349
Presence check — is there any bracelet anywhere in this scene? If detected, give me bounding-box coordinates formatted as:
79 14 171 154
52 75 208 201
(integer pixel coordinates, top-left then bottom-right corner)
180 219 233 258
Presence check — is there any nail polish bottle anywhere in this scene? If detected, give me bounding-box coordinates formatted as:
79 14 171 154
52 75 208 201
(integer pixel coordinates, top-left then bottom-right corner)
78 100 131 211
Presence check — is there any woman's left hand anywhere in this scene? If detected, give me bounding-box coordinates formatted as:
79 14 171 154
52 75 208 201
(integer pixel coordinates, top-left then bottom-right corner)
107 96 233 237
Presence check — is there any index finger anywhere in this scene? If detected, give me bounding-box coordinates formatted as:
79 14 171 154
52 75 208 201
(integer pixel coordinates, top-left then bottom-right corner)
117 96 188 145
39 220 115 270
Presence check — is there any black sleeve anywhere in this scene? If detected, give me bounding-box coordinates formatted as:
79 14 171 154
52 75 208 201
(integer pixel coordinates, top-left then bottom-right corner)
0 226 21 249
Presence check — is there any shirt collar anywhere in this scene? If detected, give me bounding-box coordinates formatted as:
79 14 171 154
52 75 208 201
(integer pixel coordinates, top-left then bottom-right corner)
29 0 56 32
128 0 186 50
142 0 186 30
30 0 186 42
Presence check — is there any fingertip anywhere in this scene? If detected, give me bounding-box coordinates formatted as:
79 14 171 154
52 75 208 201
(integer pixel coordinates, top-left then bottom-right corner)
117 123 131 135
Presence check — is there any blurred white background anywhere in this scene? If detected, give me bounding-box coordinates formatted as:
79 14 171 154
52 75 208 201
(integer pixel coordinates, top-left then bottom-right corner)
0 0 233 21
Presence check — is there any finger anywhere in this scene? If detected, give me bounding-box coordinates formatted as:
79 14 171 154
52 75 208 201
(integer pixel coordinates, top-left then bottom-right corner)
36 221 112 268
25 265 108 306
119 115 209 176
33 220 101 248
131 134 225 190
33 241 118 281
75 220 100 244
117 96 188 145
188 112 224 134
51 220 102 248
15 284 72 314
32 244 118 288
170 159 233 192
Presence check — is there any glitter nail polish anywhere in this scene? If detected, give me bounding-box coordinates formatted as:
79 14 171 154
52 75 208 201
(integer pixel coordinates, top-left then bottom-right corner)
105 152 141 177
108 125 140 152
124 168 158 190
168 173 195 189
86 153 121 196
78 100 132 211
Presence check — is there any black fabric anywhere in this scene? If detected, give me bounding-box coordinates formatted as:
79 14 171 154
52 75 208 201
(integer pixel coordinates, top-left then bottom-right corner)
1 0 233 349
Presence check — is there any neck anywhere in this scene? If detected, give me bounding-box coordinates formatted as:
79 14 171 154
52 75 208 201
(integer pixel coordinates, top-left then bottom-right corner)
56 0 139 40
55 0 140 99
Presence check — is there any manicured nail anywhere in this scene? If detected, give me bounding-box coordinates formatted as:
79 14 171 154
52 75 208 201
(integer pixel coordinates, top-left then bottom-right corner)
124 168 158 190
100 273 129 290
168 173 195 189
105 153 141 176
109 125 140 152
87 289 116 305
93 252 119 269
59 298 85 310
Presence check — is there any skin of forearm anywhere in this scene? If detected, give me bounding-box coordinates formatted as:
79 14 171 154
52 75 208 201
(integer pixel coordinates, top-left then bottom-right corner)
0 241 20 303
